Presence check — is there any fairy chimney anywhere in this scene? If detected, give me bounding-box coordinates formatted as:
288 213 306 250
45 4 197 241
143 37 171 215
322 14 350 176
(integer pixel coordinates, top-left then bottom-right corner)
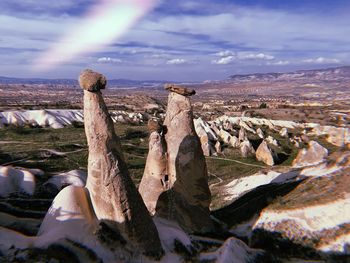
155 84 214 233
80 69 163 257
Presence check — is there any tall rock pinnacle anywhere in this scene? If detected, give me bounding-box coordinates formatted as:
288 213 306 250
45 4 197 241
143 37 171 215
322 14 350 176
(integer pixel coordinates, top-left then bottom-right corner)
139 119 168 215
155 84 214 233
79 69 163 257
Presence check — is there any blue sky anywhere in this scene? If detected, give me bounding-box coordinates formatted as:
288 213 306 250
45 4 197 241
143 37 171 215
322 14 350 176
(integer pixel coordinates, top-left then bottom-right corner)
0 0 349 81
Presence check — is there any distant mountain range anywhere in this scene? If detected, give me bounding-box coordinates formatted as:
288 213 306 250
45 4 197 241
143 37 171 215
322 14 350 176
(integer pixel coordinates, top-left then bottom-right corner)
0 76 172 88
227 66 350 82
1 66 350 87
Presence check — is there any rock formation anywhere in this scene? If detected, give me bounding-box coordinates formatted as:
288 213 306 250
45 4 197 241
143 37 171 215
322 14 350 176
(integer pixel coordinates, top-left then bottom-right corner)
256 141 277 166
219 129 232 144
240 140 255 158
257 128 264 139
292 140 328 167
266 135 279 147
164 83 196 96
139 119 167 215
0 166 39 197
238 128 247 142
80 69 163 257
279 127 288 137
154 84 214 233
230 135 240 148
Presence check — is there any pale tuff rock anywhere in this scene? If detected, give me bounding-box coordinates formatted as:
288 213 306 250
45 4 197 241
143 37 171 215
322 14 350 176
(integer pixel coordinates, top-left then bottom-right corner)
301 134 310 143
0 109 84 129
199 237 264 263
223 120 234 132
37 185 132 262
164 83 196 96
240 140 255 158
157 89 213 233
219 129 232 144
293 140 328 167
200 135 212 156
139 121 167 215
230 136 240 148
210 123 221 135
266 135 279 147
239 120 256 134
80 70 163 256
311 125 350 147
194 118 216 156
38 186 98 238
194 118 208 139
256 141 277 166
43 170 87 193
0 166 38 197
238 128 247 142
197 118 218 141
224 170 301 202
279 127 288 138
256 128 264 139
215 141 222 154
252 196 350 255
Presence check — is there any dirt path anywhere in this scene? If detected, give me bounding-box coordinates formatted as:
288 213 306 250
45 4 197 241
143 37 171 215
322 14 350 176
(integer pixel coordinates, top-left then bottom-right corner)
206 156 266 168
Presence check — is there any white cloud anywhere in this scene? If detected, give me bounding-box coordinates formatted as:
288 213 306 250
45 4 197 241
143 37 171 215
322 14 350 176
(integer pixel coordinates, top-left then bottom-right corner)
97 57 122 63
215 50 235 57
239 53 275 60
212 55 235 65
267 60 290 65
166 58 187 65
302 57 340 64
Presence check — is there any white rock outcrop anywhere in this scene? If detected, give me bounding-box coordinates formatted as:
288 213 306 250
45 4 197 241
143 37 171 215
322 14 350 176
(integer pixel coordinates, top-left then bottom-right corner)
255 141 276 166
292 140 328 167
0 166 40 197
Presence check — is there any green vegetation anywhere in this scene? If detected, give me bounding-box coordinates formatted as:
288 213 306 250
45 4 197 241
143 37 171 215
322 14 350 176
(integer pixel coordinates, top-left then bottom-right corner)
0 124 149 185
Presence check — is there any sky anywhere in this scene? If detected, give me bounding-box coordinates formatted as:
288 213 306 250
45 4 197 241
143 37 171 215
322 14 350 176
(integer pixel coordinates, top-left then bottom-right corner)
0 0 350 81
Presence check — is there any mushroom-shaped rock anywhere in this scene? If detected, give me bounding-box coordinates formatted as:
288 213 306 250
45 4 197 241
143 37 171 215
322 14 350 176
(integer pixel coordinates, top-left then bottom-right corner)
80 70 163 257
165 83 196 96
139 120 167 215
292 140 328 167
156 88 214 233
79 69 107 92
256 141 277 166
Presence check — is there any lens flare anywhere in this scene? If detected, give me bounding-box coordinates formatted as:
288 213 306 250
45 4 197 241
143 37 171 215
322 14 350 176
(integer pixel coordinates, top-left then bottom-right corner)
34 0 157 71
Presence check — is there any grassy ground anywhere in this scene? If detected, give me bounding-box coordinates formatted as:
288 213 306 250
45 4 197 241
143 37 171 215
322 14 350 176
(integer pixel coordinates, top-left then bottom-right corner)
0 124 149 184
1 123 316 211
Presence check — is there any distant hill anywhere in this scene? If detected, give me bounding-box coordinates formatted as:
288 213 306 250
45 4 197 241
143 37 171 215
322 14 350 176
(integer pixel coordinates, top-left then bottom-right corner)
0 76 172 88
228 66 350 82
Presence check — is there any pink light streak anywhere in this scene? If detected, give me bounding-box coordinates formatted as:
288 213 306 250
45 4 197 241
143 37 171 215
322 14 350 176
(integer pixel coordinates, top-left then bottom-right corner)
34 0 157 71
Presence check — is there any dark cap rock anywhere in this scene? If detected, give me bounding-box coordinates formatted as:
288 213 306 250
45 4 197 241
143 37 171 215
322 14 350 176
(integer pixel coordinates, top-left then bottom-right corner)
165 84 196 96
79 69 107 92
